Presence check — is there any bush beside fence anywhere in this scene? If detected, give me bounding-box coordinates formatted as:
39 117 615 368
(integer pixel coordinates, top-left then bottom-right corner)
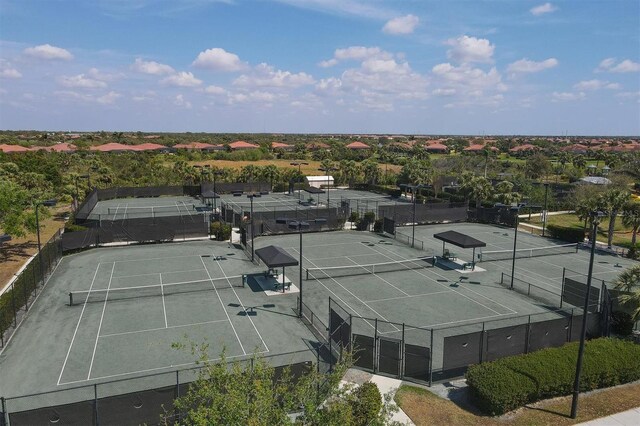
546 224 586 243
466 338 640 415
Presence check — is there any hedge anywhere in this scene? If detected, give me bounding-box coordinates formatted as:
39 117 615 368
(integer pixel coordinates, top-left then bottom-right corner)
466 338 640 416
546 224 585 243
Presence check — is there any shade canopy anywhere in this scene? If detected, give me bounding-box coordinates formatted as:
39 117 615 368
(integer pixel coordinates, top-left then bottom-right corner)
434 231 486 249
303 186 325 194
201 190 220 198
255 245 299 268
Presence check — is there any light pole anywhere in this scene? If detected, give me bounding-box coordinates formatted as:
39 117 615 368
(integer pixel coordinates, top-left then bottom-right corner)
319 166 337 206
212 169 223 214
570 211 604 419
247 193 261 262
35 199 57 282
509 205 523 290
73 174 90 213
290 162 308 202
276 217 327 317
542 183 549 237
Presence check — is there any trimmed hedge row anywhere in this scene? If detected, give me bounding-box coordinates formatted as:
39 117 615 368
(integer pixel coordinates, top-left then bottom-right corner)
466 338 640 416
546 224 585 243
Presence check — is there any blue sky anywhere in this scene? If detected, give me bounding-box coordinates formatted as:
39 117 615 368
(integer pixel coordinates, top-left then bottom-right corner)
0 0 638 135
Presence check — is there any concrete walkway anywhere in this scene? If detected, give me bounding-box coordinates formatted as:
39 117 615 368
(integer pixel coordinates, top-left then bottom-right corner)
578 407 640 425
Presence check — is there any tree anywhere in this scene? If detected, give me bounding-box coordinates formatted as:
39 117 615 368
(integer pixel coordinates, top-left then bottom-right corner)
572 185 605 237
162 344 398 426
338 160 360 188
260 165 280 190
621 201 640 247
0 178 38 237
599 188 630 248
361 159 381 185
613 264 640 322
572 154 587 170
460 173 492 208
494 181 521 205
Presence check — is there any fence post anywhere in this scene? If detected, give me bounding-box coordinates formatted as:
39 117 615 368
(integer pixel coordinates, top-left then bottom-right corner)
480 322 485 363
428 329 434 387
400 323 405 380
560 268 566 308
94 383 99 426
525 315 531 354
11 284 17 328
1 396 6 426
373 318 378 373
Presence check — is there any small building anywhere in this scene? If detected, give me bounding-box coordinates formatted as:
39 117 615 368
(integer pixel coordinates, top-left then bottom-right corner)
271 142 294 151
424 142 449 154
306 175 334 189
90 143 137 153
229 140 260 150
346 141 370 150
306 142 330 151
0 144 30 154
131 143 172 153
561 144 589 155
173 142 224 152
509 144 539 156
578 176 611 185
463 144 498 154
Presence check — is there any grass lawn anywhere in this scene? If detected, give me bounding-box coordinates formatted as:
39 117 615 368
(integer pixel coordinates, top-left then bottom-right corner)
190 159 402 175
395 381 640 426
523 213 636 249
0 207 69 292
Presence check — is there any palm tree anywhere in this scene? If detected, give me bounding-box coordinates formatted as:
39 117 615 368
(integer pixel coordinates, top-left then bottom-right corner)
599 189 630 248
572 154 587 170
260 165 280 191
338 160 359 188
460 173 492 208
613 264 640 321
361 159 381 185
494 181 521 205
621 201 640 247
239 165 258 183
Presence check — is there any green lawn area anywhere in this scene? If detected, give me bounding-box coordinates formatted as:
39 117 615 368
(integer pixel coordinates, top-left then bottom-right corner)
523 213 636 248
395 381 640 426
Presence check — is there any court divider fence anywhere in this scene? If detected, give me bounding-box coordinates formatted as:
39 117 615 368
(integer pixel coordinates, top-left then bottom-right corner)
0 229 63 349
297 296 608 387
1 349 326 426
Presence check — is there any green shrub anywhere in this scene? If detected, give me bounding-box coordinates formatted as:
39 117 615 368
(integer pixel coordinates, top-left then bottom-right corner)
373 219 383 233
466 338 640 416
349 211 359 223
210 221 231 241
611 311 635 336
64 223 87 233
350 382 382 426
546 224 585 243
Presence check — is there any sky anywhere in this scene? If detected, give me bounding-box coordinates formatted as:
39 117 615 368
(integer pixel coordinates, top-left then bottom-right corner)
0 0 638 136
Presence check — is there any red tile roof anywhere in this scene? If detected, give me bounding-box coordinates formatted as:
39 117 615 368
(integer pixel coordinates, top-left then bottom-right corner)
272 142 292 149
130 143 167 151
0 144 31 153
424 143 448 152
464 144 498 152
509 144 538 152
173 142 218 150
90 143 136 152
561 144 589 153
306 142 330 150
346 141 370 149
229 140 260 150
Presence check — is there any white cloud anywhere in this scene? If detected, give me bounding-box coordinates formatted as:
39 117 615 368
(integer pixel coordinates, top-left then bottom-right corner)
204 85 227 95
0 68 22 79
507 58 558 74
96 91 121 105
432 88 456 96
174 94 192 109
552 91 586 102
227 90 283 105
233 63 315 88
57 74 108 89
382 14 419 35
616 91 640 102
445 35 494 64
131 58 175 75
431 62 506 107
573 79 620 91
87 68 124 82
530 3 558 16
192 48 247 72
161 71 202 87
320 46 393 67
275 0 394 21
597 58 640 73
23 44 73 60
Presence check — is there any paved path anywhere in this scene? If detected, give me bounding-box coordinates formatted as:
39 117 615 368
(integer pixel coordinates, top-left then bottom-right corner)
578 407 640 425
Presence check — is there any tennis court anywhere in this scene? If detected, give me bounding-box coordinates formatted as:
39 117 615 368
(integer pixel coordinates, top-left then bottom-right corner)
219 191 332 213
0 240 316 401
87 195 208 220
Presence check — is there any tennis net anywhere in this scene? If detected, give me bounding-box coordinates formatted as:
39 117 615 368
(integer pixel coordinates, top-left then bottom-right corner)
305 257 435 280
107 204 196 215
478 243 578 263
68 275 245 305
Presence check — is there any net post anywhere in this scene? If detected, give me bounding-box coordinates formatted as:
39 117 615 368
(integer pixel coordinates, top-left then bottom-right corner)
69 292 73 306
1 396 6 426
93 383 99 426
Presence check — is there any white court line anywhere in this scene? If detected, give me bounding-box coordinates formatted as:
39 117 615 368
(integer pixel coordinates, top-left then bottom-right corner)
123 203 128 219
367 242 517 315
54 261 98 386
214 257 269 353
58 350 269 386
112 253 212 264
100 319 229 338
111 203 120 221
160 272 168 328
343 256 409 296
181 200 194 217
199 257 246 355
290 247 400 332
87 262 116 380
364 289 451 304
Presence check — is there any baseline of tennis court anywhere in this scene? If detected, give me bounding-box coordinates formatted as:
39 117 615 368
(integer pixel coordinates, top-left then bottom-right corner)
87 195 207 220
0 240 317 399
